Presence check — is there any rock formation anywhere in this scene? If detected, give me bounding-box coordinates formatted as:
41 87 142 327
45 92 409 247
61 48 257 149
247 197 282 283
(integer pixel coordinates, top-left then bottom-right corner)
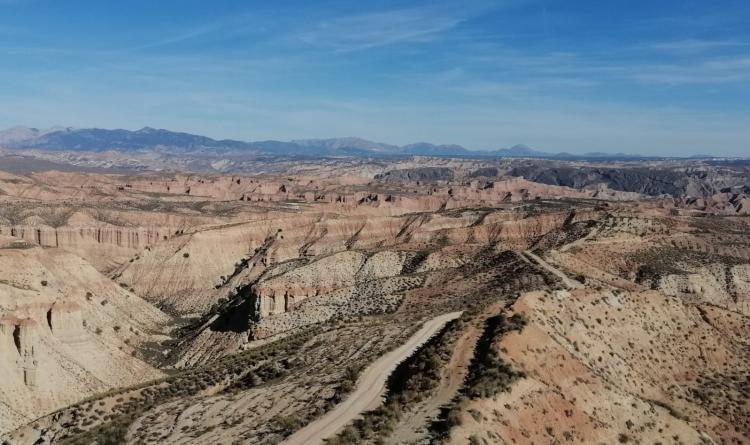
0 160 748 444
0 235 169 433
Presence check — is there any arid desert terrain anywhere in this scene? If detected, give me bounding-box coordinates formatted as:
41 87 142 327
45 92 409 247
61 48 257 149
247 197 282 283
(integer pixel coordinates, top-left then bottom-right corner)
0 154 748 445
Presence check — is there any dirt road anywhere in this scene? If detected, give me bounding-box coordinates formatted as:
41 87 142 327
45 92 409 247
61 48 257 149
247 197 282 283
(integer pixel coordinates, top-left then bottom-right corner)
384 323 480 444
383 298 508 444
523 250 583 289
280 311 463 445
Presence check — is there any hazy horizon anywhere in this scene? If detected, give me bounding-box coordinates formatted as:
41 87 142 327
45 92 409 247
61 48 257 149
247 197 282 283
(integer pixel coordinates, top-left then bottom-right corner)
2 0 749 156
0 123 745 158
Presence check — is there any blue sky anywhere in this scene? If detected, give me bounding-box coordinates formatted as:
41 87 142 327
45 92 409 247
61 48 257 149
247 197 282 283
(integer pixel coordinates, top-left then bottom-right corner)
1 0 749 155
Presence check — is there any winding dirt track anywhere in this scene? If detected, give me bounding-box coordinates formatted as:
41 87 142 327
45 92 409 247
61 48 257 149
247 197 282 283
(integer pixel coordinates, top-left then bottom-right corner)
524 250 583 289
280 311 463 445
383 298 507 444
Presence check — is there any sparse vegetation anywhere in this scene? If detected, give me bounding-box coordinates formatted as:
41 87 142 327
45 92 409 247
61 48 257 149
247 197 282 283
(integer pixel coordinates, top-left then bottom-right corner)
430 313 527 442
462 314 526 399
3 164 749 445
328 318 464 443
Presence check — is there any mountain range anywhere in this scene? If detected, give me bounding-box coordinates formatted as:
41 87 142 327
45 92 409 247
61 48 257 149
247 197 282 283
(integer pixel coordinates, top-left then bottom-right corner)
0 125 690 160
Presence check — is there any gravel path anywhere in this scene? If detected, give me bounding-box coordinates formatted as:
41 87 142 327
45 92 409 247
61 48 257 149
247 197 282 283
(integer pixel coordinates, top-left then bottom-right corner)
524 250 584 289
280 311 463 445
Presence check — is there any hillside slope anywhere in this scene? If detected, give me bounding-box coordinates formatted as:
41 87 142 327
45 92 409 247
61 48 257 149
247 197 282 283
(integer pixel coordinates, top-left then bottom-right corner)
0 236 170 433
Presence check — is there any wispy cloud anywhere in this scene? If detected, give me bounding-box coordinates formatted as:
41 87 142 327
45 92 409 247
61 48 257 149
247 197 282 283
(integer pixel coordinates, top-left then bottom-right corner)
129 3 479 54
132 23 227 51
416 37 750 88
295 6 468 52
649 39 750 53
628 56 750 85
128 11 266 51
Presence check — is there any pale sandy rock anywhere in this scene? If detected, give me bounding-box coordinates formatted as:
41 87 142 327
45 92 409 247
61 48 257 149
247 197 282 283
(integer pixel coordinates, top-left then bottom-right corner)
0 242 169 433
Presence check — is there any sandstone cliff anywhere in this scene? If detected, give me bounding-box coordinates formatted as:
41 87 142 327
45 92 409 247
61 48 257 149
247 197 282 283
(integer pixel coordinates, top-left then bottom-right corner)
0 236 169 433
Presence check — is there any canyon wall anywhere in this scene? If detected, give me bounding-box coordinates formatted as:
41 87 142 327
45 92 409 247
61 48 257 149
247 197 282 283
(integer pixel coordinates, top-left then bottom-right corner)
0 237 169 433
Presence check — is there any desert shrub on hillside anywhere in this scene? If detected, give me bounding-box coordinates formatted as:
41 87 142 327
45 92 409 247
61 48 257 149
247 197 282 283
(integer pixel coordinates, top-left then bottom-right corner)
327 318 463 443
463 314 526 399
430 313 527 442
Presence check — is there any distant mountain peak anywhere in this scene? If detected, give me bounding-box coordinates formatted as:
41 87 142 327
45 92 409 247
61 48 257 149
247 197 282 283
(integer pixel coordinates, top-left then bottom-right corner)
0 126 45 144
292 137 398 153
0 125 675 160
509 144 534 152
